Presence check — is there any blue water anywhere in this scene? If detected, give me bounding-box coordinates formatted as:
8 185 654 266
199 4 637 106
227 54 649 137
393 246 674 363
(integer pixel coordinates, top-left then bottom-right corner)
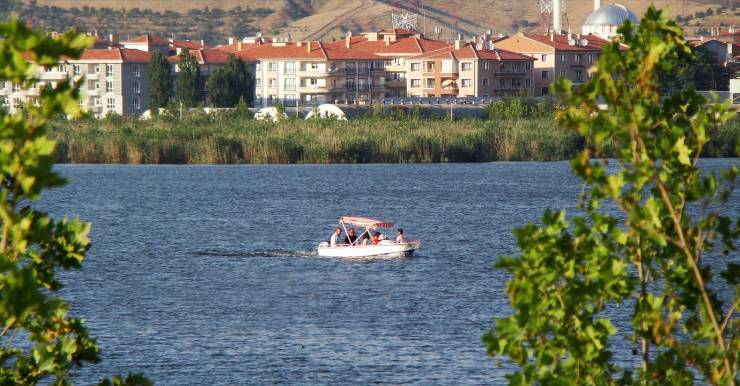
38 160 738 384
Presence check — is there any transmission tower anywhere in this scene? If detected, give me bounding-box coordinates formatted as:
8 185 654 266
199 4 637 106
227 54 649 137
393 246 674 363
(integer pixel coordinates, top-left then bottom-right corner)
539 0 568 32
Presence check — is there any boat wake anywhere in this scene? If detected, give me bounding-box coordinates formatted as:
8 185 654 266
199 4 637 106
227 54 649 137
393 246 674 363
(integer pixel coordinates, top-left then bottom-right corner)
191 249 318 258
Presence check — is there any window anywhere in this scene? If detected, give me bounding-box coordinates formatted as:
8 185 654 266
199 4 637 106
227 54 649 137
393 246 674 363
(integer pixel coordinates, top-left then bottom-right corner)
525 62 531 70
256 63 261 71
575 70 582 82
525 79 530 88
268 78 276 87
461 79 471 87
542 86 549 95
12 97 21 108
574 54 581 63
58 64 66 72
106 80 113 93
410 79 421 88
12 83 19 92
310 63 319 70
0 81 5 89
499 78 506 88
133 97 140 110
560 54 566 62
133 81 141 94
256 79 261 88
373 60 385 70
461 62 472 71
284 94 295 101
94 64 101 74
482 78 489 86
441 60 455 73
541 70 548 79
268 62 276 72
410 63 421 71
0 97 7 107
512 78 521 87
285 62 296 75
94 97 101 106
483 62 490 70
73 64 81 76
133 65 141 77
541 54 547 61
106 64 113 76
559 69 566 77
586 54 593 64
425 78 435 88
424 61 434 72
106 97 115 109
284 78 296 91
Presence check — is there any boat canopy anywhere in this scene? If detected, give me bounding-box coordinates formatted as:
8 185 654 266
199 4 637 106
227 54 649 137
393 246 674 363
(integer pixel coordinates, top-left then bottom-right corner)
340 216 394 229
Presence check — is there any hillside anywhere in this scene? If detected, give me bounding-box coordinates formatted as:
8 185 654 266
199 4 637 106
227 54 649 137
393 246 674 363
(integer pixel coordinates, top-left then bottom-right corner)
22 0 738 45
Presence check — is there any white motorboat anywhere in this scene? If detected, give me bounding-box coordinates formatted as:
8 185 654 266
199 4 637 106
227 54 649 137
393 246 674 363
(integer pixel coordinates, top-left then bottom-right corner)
317 216 421 258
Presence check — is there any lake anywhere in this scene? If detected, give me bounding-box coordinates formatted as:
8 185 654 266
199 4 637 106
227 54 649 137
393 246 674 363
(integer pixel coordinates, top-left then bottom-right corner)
39 160 738 384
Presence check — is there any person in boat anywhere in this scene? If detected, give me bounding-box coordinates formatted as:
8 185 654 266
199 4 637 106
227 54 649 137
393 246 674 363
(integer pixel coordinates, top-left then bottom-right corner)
330 227 342 247
372 232 381 245
396 228 407 243
344 227 358 245
360 232 371 245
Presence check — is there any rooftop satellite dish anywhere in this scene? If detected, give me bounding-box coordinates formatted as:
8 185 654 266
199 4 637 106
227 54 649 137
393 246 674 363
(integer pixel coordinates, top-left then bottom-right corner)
434 25 442 40
256 32 262 37
487 40 495 50
486 29 492 35
568 39 576 46
475 41 483 50
579 38 588 46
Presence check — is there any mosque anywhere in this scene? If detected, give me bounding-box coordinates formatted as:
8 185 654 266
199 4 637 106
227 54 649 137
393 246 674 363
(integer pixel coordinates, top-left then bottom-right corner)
581 0 640 40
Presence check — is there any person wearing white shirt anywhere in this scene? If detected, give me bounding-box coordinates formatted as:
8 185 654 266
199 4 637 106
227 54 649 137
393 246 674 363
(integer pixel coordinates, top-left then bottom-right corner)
330 227 342 247
395 228 407 243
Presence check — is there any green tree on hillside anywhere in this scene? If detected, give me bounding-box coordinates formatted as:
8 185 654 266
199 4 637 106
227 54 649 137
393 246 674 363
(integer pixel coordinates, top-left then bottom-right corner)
175 48 203 108
207 54 254 107
0 19 148 385
147 50 172 114
484 7 738 385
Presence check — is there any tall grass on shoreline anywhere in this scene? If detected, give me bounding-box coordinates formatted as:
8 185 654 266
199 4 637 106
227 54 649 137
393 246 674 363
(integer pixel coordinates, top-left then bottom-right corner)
48 111 738 164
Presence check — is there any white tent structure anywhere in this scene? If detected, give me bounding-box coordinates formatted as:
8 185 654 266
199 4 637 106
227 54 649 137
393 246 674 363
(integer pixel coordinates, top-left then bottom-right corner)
254 107 288 122
305 104 347 120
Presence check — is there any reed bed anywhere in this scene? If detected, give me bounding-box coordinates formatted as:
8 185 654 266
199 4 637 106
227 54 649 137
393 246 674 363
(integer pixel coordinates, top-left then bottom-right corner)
48 113 738 164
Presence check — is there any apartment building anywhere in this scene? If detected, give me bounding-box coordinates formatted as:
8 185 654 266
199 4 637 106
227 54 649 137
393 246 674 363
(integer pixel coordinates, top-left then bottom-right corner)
238 40 389 106
0 48 150 117
405 40 535 97
323 29 449 97
495 32 610 96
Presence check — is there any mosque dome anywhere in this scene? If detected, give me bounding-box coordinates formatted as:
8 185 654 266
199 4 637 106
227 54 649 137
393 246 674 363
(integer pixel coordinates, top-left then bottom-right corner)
582 3 639 40
584 4 639 27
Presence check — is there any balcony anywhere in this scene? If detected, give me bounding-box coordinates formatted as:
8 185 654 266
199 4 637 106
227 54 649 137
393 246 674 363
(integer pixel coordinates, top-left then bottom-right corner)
372 83 385 90
39 71 68 81
498 71 527 76
370 67 386 74
86 73 100 80
299 85 330 93
345 84 370 92
569 63 585 69
385 79 406 87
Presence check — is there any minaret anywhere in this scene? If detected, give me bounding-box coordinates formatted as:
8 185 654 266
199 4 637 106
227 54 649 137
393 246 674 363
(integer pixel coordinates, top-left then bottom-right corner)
594 0 601 11
553 0 562 32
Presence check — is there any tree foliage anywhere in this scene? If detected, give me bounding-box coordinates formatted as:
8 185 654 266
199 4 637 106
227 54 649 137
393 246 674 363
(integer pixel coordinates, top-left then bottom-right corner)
147 50 172 114
660 46 733 93
175 48 203 108
0 19 148 385
484 7 738 385
206 54 254 108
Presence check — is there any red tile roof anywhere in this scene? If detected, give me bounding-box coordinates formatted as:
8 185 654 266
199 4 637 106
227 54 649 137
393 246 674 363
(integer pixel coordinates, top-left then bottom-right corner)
122 34 170 45
172 40 207 50
214 41 265 53
522 33 610 51
168 49 231 64
66 48 151 62
409 43 534 61
236 42 328 60
323 36 449 55
379 28 417 36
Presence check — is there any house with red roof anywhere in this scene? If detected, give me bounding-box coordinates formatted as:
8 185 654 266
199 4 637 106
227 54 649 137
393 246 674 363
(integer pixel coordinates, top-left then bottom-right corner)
405 40 535 97
495 32 610 96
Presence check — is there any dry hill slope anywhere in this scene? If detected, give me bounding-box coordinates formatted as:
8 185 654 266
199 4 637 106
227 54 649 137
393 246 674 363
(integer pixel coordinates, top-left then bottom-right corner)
30 0 736 42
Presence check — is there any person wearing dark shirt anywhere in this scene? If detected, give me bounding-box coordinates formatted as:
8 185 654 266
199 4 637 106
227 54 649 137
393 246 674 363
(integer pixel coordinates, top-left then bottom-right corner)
344 227 358 245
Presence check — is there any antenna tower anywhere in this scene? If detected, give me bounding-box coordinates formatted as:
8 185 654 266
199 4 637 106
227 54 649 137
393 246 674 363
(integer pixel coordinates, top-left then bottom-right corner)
390 0 418 31
539 0 568 32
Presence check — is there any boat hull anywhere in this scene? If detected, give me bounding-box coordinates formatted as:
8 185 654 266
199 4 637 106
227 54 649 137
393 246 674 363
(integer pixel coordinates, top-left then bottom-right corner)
317 241 420 258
